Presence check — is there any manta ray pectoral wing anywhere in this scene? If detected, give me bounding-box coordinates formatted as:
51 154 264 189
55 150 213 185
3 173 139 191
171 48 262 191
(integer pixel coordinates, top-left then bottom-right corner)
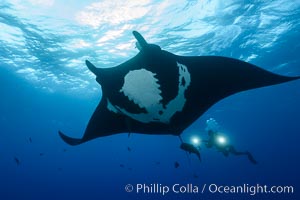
58 99 130 145
58 131 83 146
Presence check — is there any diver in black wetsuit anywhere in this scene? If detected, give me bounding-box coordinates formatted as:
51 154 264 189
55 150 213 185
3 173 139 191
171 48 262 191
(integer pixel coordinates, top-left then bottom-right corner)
180 142 201 162
205 129 257 164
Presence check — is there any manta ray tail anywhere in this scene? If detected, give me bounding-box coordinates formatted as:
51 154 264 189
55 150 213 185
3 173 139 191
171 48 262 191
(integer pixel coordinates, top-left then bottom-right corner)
58 131 82 146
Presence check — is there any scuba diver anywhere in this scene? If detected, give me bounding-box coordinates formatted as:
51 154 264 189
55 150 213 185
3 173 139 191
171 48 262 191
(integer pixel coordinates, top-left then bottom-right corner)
178 135 202 164
204 118 257 164
178 118 257 164
180 142 201 162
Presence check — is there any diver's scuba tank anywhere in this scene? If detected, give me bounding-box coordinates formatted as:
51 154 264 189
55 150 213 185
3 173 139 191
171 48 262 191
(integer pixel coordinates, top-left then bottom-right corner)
205 118 219 132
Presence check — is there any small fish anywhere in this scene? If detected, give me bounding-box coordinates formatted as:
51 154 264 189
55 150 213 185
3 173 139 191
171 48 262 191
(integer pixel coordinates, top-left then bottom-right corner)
29 137 32 143
120 164 125 168
127 147 132 152
174 161 180 168
14 157 21 166
39 153 44 156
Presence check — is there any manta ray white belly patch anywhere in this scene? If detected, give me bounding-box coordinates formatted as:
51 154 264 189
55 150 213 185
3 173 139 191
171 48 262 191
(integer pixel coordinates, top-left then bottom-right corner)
109 62 191 124
120 68 162 109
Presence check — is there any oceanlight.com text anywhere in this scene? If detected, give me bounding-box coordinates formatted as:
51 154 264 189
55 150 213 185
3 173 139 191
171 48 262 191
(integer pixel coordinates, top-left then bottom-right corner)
208 183 294 196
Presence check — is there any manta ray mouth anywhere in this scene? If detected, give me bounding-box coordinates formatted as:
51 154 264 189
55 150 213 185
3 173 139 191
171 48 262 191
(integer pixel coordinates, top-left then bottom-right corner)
107 62 191 124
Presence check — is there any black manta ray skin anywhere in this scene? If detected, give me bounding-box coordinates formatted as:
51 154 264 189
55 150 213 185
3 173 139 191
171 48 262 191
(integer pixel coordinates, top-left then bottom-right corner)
59 31 300 145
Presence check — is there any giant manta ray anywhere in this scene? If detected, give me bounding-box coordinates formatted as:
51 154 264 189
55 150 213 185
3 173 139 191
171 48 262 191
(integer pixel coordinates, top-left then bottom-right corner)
59 31 299 145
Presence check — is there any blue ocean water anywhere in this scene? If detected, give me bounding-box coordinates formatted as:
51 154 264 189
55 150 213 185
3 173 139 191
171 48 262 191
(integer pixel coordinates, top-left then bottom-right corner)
1 0 300 199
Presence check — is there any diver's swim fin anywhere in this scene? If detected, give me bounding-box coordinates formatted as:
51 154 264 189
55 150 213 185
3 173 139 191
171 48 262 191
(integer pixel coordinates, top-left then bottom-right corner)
247 152 258 165
196 152 202 162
